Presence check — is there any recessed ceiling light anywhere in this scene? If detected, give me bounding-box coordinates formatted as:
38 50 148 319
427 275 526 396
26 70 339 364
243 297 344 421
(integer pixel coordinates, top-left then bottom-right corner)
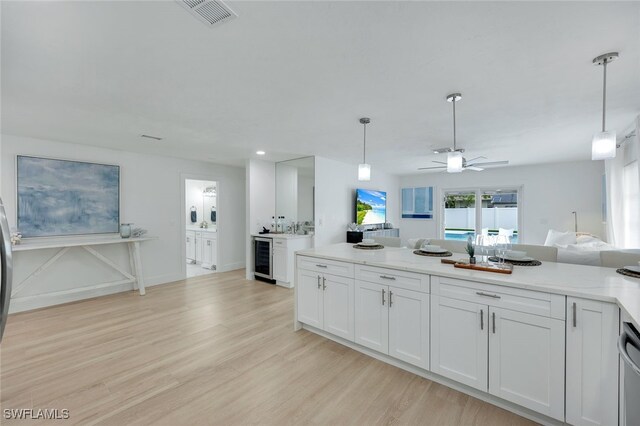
256 150 266 155
140 134 163 141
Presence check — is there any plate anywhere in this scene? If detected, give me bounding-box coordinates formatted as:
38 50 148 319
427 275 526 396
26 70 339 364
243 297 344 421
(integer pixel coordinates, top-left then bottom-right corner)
357 241 379 247
623 265 640 274
420 248 448 254
501 255 535 262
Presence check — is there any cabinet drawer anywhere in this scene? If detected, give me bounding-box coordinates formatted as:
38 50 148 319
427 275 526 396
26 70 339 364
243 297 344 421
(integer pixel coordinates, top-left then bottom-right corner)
355 265 429 293
272 239 286 247
432 276 564 320
297 256 354 278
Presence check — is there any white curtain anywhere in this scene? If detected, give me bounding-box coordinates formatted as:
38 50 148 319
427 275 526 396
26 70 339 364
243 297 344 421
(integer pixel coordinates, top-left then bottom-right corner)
605 115 640 248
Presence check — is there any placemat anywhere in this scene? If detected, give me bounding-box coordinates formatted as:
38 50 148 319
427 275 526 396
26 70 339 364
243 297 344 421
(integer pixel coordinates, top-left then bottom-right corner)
616 268 640 279
488 256 542 266
353 244 384 250
413 250 453 257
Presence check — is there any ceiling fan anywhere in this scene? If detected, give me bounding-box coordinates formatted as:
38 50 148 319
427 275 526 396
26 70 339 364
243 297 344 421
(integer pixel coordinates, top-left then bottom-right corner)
419 93 509 172
418 156 509 172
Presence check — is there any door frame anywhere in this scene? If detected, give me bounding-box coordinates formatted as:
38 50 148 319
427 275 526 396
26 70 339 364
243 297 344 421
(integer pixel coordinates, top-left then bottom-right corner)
438 185 524 242
180 173 221 278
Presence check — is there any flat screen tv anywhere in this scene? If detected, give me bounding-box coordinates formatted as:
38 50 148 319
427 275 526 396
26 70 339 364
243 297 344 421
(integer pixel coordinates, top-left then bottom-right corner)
356 189 386 225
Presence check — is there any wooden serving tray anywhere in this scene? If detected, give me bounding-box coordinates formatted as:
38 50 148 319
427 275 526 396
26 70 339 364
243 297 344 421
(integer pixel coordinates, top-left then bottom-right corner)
440 259 513 274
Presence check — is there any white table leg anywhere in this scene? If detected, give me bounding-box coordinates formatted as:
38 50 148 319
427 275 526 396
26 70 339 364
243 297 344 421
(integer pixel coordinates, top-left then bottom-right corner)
130 241 146 296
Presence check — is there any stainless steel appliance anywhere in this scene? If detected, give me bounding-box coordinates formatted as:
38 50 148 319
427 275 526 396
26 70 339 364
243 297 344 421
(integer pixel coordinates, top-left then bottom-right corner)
254 237 274 283
0 197 13 343
619 321 640 426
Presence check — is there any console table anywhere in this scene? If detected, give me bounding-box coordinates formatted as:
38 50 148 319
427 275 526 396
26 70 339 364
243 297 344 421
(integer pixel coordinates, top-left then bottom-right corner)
12 235 154 298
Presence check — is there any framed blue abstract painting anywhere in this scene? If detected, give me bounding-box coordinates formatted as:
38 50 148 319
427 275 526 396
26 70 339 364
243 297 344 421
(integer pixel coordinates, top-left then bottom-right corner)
402 186 434 219
16 156 120 237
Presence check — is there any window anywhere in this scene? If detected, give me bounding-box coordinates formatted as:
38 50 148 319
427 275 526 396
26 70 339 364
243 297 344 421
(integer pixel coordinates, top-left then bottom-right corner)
442 188 521 243
623 161 639 248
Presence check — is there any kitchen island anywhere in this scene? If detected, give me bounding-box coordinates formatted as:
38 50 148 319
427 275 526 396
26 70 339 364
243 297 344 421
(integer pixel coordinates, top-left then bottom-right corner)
295 243 639 426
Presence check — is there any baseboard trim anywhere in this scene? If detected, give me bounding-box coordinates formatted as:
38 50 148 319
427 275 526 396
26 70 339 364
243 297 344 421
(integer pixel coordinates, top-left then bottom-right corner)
219 261 245 273
301 324 564 426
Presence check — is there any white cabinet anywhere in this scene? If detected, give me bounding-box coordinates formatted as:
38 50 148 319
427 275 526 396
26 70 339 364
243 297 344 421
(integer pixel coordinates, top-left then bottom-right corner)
273 246 287 282
296 265 355 341
355 279 429 369
355 281 389 353
186 231 196 262
566 298 619 426
431 296 488 390
322 274 355 341
201 234 217 269
489 307 565 421
297 269 323 328
388 287 430 369
431 276 566 421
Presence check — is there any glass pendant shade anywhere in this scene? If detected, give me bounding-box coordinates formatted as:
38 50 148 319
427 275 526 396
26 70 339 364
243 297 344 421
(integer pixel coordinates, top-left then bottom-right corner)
591 131 616 160
447 151 463 173
358 163 371 181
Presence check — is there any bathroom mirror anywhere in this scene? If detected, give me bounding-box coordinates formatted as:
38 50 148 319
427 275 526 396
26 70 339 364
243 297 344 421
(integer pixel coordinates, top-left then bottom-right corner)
275 156 314 233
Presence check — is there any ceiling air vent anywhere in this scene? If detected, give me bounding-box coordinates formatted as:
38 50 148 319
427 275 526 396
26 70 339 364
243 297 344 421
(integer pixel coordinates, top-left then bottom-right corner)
177 0 237 28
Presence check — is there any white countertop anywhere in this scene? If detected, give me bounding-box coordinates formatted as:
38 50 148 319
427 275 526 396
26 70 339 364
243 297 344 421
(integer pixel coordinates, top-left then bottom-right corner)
297 243 640 328
252 233 312 240
187 226 217 233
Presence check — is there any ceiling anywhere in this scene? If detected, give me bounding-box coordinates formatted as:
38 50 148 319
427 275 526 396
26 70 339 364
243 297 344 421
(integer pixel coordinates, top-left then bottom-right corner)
2 1 639 175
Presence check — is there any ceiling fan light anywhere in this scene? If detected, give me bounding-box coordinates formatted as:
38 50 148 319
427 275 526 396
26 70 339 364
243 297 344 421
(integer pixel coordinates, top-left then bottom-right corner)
358 163 371 181
447 151 463 173
591 131 616 160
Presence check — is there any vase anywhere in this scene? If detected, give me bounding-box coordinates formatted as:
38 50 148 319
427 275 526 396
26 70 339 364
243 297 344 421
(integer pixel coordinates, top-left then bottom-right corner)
120 223 132 238
469 256 476 264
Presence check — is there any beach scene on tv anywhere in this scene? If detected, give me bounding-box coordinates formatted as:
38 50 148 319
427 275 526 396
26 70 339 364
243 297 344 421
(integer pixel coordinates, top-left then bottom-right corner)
356 189 387 225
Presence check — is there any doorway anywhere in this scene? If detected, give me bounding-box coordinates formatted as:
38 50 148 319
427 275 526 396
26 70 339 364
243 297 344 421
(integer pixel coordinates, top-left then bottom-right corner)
185 179 218 278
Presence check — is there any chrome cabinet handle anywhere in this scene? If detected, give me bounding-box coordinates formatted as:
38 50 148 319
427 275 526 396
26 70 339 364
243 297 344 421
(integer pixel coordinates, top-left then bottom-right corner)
619 331 640 376
207 240 211 246
317 275 321 289
480 309 484 330
476 291 501 299
492 312 496 334
389 291 393 307
186 238 190 242
316 264 328 268
572 302 577 327
379 275 396 281
322 276 326 291
381 289 386 305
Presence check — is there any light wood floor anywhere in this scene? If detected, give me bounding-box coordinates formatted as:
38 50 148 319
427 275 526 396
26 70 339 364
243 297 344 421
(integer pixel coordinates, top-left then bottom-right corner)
0 270 536 425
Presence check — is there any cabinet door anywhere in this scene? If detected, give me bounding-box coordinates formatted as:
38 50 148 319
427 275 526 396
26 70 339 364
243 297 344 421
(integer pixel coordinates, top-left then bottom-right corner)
355 280 389 354
201 237 216 268
388 287 429 369
186 232 195 261
488 307 565 421
273 246 287 282
194 232 202 263
430 296 488 391
296 269 323 328
566 298 619 426
322 274 354 342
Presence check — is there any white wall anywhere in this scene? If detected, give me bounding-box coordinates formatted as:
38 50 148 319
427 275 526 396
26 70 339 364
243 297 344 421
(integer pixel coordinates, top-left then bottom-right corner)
314 156 400 247
1 134 246 311
245 159 275 279
185 179 216 226
399 160 605 245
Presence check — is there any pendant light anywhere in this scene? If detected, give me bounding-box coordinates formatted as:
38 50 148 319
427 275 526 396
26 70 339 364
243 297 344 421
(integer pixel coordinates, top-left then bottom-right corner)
358 117 371 181
446 93 463 173
591 52 619 161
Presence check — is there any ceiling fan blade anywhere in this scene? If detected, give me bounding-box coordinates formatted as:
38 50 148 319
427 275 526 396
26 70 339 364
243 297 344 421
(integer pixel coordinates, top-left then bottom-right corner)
418 166 447 170
465 156 487 163
432 160 447 165
465 166 484 171
432 147 453 154
468 160 509 167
